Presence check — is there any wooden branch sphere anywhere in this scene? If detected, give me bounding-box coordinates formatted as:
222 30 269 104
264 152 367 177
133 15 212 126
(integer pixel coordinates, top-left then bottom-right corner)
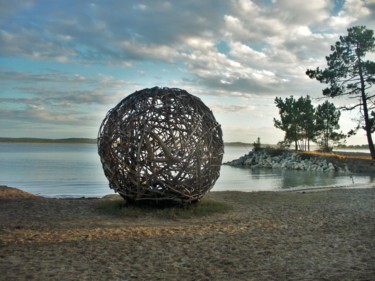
98 87 224 204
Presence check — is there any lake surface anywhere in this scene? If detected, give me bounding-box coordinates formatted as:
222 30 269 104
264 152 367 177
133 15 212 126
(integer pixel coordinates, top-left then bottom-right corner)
0 143 373 197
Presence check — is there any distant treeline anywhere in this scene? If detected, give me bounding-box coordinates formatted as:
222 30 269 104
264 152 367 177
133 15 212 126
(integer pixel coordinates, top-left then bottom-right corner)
0 137 97 144
224 142 253 146
336 144 369 149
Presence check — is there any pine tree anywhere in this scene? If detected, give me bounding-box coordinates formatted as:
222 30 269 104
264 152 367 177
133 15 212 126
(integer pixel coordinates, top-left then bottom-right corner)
306 26 375 159
315 101 345 151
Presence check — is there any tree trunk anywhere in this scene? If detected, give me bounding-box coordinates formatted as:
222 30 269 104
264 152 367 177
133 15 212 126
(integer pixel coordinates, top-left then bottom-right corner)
360 94 375 159
358 54 375 159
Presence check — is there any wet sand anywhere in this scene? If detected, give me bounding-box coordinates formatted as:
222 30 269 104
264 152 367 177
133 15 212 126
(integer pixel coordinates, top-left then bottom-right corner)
1 185 374 280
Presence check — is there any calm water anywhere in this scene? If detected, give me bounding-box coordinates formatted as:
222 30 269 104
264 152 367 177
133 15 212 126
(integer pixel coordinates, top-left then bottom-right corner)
0 143 373 197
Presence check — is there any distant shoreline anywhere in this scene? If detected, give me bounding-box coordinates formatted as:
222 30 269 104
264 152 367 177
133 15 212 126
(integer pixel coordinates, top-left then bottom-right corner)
0 137 97 144
0 138 253 146
0 137 369 149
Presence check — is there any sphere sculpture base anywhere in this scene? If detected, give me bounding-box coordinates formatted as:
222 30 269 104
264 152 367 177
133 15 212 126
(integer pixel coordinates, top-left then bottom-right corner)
98 87 224 204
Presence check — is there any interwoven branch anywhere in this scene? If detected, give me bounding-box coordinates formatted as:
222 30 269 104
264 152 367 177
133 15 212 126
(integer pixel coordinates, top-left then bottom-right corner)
97 87 224 203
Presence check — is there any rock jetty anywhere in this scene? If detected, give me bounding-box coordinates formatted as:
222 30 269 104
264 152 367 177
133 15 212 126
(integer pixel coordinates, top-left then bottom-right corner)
224 148 351 173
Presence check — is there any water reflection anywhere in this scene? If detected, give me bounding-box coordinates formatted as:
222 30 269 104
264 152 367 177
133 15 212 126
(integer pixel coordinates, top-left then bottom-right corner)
212 165 374 192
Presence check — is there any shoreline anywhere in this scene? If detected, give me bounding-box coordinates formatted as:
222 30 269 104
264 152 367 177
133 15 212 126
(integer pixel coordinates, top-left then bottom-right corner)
2 180 374 200
281 182 375 193
36 182 375 198
225 148 375 174
1 185 374 280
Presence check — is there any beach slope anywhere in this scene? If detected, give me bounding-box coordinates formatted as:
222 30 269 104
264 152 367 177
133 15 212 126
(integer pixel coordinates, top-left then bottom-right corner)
0 185 374 280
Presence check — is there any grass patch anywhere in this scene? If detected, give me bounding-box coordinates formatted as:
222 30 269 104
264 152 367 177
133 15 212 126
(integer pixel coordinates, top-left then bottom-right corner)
96 197 232 219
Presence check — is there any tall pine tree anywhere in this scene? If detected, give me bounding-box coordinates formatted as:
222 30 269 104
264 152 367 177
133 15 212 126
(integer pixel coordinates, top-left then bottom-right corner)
306 26 375 159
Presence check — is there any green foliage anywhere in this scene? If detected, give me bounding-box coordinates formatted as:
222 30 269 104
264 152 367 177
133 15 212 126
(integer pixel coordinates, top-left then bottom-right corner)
370 111 375 133
96 197 232 219
274 95 315 151
306 25 375 159
277 140 291 149
262 146 287 157
274 96 299 150
315 101 345 152
274 97 346 151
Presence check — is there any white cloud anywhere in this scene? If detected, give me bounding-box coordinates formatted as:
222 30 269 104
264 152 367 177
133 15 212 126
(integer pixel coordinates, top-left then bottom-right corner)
229 41 266 61
271 0 330 24
329 0 372 30
183 36 215 51
223 15 252 39
120 40 179 63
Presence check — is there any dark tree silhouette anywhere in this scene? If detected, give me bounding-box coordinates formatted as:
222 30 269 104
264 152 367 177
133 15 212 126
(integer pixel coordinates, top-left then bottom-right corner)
315 101 345 152
306 26 375 159
274 95 315 151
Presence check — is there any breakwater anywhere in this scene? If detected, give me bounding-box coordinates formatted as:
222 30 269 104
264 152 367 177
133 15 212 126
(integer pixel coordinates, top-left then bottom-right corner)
223 149 351 173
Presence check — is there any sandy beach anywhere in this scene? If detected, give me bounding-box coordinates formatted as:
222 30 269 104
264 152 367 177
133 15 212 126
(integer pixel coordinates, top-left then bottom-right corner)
0 185 374 280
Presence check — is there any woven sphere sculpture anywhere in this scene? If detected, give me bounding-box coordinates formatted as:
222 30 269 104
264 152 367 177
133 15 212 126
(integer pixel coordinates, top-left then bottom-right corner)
98 87 224 204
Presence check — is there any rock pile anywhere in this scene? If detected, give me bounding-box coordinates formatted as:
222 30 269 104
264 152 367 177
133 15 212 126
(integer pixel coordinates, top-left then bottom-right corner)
224 149 350 173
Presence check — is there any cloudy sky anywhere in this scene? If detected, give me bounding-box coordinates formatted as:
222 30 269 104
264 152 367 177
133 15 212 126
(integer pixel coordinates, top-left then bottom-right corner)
1 0 374 145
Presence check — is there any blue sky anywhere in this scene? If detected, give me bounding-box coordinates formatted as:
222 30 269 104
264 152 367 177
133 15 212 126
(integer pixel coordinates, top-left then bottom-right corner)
1 0 374 144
